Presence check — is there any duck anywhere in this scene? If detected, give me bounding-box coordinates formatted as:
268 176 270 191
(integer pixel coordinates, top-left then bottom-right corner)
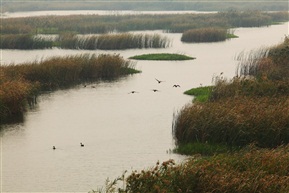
128 91 138 94
53 146 56 150
80 143 84 147
152 89 159 92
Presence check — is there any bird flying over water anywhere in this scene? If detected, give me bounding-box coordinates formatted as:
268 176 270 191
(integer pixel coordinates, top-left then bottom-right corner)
155 78 165 84
173 84 180 87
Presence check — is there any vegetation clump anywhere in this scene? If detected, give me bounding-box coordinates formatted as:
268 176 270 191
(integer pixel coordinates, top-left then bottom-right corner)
181 27 235 42
129 53 195 60
184 86 212 102
0 33 170 50
0 34 54 49
173 37 289 153
92 145 289 193
123 146 289 193
1 11 288 35
0 54 139 123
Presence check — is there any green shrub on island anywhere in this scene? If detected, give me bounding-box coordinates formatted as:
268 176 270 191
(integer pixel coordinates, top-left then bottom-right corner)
184 86 213 102
129 53 195 60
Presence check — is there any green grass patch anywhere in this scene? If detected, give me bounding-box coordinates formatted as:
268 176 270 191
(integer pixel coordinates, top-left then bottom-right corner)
226 33 239 39
184 86 213 102
36 27 59 34
129 53 195 60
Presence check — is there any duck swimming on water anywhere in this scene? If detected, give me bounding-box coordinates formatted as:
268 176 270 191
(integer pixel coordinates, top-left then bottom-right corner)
128 91 139 94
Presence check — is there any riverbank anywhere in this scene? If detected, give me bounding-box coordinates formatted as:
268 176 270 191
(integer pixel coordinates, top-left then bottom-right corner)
0 54 139 123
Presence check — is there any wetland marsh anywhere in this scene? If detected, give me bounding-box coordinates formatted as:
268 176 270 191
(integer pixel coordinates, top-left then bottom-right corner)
0 10 288 192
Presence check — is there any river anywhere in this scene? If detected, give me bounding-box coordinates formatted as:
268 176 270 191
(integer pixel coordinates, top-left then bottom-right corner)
0 11 288 192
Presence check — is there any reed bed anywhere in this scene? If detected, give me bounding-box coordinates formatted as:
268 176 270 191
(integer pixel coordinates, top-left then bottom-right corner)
64 33 171 50
0 54 138 122
173 96 289 148
0 33 170 50
2 11 288 35
92 145 289 193
0 72 39 120
173 37 289 150
0 34 54 49
181 27 228 42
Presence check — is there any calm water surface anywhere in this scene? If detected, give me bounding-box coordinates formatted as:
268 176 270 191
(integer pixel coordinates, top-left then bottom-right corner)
1 10 216 18
0 14 288 192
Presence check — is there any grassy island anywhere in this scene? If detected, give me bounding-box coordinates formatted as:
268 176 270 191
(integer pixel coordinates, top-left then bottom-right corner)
181 28 238 43
129 53 195 60
184 86 213 102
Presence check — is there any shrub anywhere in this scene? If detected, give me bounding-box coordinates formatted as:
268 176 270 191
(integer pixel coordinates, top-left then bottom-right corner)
181 28 228 42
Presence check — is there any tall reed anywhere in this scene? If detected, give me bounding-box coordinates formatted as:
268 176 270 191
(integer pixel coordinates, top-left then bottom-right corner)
0 54 139 122
2 11 288 35
173 37 289 149
0 33 170 50
0 72 39 121
115 145 289 193
181 27 228 42
173 96 289 148
0 34 53 49
68 33 171 50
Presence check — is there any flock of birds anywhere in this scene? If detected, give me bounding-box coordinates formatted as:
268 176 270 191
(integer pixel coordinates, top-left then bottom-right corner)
128 78 180 94
53 78 182 150
53 143 84 150
84 77 181 93
53 73 225 150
